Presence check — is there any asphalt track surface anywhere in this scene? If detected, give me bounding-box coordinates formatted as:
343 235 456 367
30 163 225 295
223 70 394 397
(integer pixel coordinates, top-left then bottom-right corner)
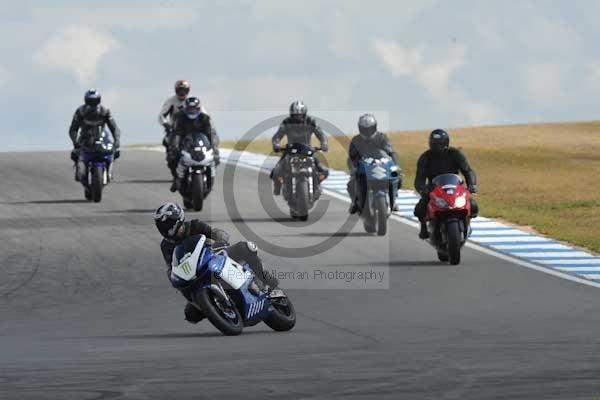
1 150 600 400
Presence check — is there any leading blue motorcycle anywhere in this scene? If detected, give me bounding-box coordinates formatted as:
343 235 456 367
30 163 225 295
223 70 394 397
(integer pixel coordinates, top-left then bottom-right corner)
77 128 115 202
169 235 296 336
356 154 400 235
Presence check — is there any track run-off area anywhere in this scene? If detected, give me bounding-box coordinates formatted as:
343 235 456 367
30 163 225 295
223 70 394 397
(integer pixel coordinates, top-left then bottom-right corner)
1 149 600 399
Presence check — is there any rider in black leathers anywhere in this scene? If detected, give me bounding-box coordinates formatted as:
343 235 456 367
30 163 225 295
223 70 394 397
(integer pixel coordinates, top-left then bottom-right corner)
347 114 401 214
169 97 220 192
69 89 121 182
413 129 478 239
154 202 279 324
270 101 329 195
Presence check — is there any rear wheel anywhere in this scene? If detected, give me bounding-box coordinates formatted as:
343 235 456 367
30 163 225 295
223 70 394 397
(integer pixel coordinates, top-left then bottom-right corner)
446 221 462 265
90 166 103 203
194 287 243 336
191 173 204 211
375 196 388 236
295 178 309 220
264 296 296 332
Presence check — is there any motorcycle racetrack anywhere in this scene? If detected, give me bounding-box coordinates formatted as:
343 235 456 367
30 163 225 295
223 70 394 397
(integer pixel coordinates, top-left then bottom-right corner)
2 150 600 399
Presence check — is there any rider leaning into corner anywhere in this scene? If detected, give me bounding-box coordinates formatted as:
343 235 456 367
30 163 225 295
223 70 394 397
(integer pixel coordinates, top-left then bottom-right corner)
169 97 220 192
346 114 402 214
413 129 479 239
154 202 281 324
270 101 329 195
69 89 121 180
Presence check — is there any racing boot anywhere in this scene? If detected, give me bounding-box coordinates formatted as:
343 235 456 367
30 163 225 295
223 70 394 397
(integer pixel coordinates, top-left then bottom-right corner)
418 220 430 239
170 177 180 193
184 302 205 324
348 197 359 214
273 180 282 196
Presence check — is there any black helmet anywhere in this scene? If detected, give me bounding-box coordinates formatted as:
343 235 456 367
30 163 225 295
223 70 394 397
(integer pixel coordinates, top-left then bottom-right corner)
429 129 450 154
174 80 190 100
358 114 377 138
84 89 101 107
154 202 185 241
289 100 307 122
183 97 202 120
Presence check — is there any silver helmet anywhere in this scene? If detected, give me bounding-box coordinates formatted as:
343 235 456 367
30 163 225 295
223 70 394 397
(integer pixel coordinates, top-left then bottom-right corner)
289 100 307 121
358 114 377 138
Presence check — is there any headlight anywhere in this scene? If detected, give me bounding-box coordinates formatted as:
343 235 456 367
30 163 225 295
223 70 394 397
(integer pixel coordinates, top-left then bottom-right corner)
434 196 449 208
454 194 467 208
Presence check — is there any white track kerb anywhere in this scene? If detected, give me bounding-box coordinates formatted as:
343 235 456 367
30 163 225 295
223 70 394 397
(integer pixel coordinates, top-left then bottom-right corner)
144 147 600 289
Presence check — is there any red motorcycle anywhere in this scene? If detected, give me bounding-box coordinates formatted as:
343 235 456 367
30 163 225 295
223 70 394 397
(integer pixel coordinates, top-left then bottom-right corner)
425 174 472 265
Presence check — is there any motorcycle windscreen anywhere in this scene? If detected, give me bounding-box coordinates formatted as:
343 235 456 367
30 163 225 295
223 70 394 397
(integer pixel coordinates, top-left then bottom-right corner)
171 235 206 281
432 174 462 188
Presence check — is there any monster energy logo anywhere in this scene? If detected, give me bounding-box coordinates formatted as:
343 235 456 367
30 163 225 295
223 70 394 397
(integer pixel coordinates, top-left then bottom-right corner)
179 261 192 275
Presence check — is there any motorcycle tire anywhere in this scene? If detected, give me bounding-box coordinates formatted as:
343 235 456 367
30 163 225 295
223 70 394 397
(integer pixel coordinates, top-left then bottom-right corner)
446 220 462 265
90 167 103 203
295 178 310 220
194 287 243 336
264 295 296 332
191 174 204 212
375 196 387 236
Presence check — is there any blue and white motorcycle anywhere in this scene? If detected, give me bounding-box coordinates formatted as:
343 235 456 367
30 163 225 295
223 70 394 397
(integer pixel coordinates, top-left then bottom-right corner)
356 155 401 236
77 128 115 203
169 235 296 336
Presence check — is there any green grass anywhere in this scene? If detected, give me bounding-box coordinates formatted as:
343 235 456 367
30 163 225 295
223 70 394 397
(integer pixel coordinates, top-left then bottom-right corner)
224 121 600 253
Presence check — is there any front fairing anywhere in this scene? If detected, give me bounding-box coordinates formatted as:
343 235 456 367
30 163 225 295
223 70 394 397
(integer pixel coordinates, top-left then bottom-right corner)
427 183 471 219
358 158 398 182
81 129 114 165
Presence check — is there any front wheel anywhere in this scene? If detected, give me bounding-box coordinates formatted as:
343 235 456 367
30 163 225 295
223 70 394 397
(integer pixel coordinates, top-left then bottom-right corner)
264 296 296 332
446 220 462 265
294 178 310 220
90 166 103 203
194 287 243 336
375 196 388 236
191 173 204 212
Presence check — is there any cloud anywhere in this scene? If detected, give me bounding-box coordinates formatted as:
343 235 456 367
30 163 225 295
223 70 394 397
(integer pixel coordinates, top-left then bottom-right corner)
372 38 499 125
521 63 568 107
0 64 8 88
30 4 197 31
33 26 120 85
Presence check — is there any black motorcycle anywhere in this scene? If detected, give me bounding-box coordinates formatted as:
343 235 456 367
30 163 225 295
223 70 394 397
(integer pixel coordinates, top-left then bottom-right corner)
178 132 216 211
275 143 327 221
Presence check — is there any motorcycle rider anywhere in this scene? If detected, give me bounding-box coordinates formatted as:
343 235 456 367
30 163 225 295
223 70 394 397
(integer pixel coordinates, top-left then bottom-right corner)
347 114 401 214
170 96 219 192
69 89 121 190
154 202 280 324
413 129 479 239
158 80 208 180
270 101 329 195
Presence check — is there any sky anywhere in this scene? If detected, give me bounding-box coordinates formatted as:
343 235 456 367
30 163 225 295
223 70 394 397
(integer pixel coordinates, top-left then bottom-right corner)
2 0 600 151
